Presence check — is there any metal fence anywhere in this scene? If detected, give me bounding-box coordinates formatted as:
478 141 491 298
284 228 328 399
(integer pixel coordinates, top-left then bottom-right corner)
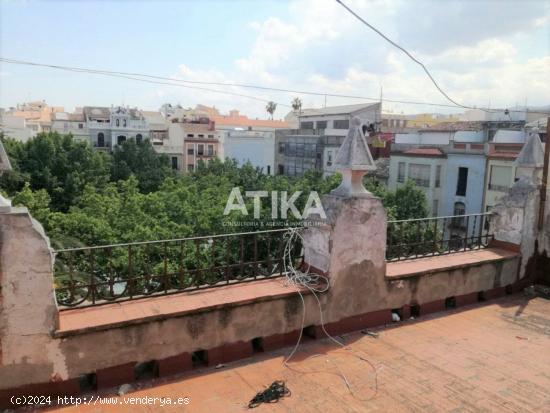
386 213 493 261
53 228 303 309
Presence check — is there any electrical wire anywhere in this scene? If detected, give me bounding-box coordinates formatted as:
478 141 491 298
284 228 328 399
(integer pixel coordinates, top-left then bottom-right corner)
334 0 544 116
280 227 379 400
2 57 548 116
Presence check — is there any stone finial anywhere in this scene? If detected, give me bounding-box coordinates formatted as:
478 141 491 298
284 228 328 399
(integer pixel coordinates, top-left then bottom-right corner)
331 117 376 198
515 129 544 184
515 129 544 168
0 139 12 213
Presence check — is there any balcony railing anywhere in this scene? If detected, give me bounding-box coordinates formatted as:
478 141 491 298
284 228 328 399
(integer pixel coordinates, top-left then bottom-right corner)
53 228 303 309
386 213 493 261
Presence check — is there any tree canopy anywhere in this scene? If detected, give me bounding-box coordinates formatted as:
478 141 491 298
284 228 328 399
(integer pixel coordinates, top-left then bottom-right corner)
1 132 430 250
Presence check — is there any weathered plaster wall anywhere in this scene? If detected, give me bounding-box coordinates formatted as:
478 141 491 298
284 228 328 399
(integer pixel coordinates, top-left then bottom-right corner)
0 209 64 387
0 200 521 392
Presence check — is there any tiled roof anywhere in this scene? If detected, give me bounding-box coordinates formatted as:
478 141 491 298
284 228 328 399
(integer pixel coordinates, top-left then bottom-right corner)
488 143 523 159
53 294 550 412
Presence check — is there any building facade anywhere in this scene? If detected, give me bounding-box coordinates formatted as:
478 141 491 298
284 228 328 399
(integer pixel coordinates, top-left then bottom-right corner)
224 130 275 175
84 106 149 150
276 103 381 177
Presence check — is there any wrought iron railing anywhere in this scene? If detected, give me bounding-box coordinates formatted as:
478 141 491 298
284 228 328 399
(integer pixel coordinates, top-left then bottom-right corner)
53 228 302 309
386 213 493 261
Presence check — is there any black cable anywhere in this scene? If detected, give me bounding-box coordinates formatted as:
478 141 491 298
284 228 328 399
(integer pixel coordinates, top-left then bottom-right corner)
2 57 547 116
334 0 537 115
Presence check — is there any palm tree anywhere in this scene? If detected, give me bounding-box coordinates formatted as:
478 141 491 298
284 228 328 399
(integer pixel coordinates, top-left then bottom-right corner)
266 101 277 120
291 97 302 113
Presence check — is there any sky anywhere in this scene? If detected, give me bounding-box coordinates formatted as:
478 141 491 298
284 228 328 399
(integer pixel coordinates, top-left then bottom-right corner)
0 0 549 119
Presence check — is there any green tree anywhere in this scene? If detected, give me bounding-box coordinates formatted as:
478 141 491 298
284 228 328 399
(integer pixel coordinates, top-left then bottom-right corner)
111 138 173 193
0 133 111 212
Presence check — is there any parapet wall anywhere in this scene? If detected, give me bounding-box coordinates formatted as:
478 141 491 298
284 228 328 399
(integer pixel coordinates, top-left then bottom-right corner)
0 198 526 406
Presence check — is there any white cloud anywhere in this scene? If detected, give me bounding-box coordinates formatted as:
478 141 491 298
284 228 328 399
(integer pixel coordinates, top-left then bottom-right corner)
161 0 549 118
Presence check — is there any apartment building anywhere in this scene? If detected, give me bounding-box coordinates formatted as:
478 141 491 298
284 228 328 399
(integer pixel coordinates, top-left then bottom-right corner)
83 106 149 150
0 101 63 141
224 130 275 175
180 122 220 172
276 102 381 177
483 130 525 213
51 111 88 142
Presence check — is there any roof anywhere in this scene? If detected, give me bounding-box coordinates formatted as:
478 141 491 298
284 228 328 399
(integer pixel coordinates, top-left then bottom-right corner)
51 294 550 412
52 112 85 122
212 115 289 129
426 121 486 131
83 106 110 119
298 102 380 117
142 111 168 129
488 143 523 159
402 147 445 157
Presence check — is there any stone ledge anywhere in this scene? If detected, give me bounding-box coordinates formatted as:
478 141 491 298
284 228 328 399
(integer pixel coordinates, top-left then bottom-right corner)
55 278 309 338
385 247 519 280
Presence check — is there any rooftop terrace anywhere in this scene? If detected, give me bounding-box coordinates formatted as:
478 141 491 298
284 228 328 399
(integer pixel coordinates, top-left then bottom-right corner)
50 294 550 412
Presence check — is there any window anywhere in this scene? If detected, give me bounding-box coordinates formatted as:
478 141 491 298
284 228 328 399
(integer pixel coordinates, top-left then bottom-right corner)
327 150 333 166
397 162 406 183
123 119 127 127
452 202 466 228
136 134 143 144
278 164 284 175
207 145 214 156
408 163 431 187
116 119 120 127
278 142 285 154
78 123 83 129
267 165 271 175
97 133 105 147
300 121 314 129
198 134 204 138
187 147 194 155
187 164 194 172
208 134 214 138
432 199 439 217
489 165 512 192
171 157 178 170
382 119 389 127
198 144 204 155
316 121 327 129
187 134 194 138
333 119 349 129
435 165 441 188
117 135 126 145
456 167 468 196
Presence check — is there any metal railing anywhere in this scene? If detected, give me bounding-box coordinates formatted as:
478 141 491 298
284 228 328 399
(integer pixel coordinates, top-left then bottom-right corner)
386 212 493 261
53 228 302 309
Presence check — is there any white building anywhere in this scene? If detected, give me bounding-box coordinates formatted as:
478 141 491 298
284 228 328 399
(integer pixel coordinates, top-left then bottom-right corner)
84 106 149 150
51 111 88 142
224 130 275 175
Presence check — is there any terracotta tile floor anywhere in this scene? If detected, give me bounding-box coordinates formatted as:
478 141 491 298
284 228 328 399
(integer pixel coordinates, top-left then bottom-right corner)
49 294 550 413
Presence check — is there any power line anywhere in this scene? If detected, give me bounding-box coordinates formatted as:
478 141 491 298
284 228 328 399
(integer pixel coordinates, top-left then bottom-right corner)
0 57 290 109
1 57 549 116
335 0 496 114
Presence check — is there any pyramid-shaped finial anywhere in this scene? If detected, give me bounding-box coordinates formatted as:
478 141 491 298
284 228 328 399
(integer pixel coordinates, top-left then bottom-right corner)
333 117 376 171
331 117 377 198
515 129 544 168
